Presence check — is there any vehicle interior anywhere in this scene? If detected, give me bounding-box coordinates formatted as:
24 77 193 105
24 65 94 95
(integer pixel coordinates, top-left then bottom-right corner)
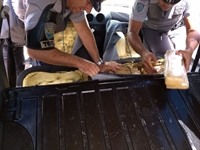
19 2 200 87
19 5 165 88
0 0 200 150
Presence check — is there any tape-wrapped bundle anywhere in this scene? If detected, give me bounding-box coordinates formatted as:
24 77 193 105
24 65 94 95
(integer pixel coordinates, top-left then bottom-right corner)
164 50 189 89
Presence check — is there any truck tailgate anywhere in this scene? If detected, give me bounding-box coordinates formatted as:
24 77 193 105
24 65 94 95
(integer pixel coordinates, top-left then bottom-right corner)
1 73 200 150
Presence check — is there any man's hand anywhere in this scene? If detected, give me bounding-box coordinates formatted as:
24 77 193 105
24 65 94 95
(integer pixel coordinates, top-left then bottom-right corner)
176 49 193 71
78 60 100 77
99 61 121 73
141 51 158 74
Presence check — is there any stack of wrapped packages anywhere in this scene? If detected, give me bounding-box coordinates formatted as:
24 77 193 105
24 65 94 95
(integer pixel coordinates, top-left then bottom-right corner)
164 50 189 89
108 49 189 89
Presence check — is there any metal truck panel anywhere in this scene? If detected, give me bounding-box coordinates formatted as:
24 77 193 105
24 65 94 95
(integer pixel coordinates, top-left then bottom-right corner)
1 73 200 150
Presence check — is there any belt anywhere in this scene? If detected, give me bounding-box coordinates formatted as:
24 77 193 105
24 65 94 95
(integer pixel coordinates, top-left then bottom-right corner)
3 41 24 47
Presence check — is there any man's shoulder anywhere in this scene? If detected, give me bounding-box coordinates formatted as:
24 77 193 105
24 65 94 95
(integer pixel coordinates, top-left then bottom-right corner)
175 0 188 7
181 0 188 2
149 0 158 4
133 0 150 8
136 0 150 4
177 0 188 5
139 0 149 2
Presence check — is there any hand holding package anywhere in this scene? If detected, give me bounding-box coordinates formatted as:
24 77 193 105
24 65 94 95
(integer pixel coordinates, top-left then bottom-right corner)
164 50 189 89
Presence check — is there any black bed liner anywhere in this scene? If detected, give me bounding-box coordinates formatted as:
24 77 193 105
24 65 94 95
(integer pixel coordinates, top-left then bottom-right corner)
1 73 200 150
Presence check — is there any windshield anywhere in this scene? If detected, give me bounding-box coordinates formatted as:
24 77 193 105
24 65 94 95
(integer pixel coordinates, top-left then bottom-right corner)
102 0 132 12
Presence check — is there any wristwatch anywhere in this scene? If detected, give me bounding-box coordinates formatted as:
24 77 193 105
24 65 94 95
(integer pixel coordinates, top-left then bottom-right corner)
96 58 105 66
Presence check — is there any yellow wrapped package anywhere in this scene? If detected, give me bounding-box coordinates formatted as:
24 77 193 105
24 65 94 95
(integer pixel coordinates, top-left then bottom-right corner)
164 50 189 89
22 70 88 87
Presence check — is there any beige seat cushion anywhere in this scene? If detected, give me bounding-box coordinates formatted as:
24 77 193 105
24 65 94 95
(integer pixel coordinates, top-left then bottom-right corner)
54 21 77 54
22 70 88 87
116 31 140 59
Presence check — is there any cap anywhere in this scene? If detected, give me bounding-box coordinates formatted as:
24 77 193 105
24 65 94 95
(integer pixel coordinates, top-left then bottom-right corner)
163 0 181 4
91 0 104 12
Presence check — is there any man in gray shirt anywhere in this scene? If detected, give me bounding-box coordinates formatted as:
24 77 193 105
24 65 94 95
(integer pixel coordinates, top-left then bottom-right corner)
127 0 200 74
4 0 120 77
1 0 25 75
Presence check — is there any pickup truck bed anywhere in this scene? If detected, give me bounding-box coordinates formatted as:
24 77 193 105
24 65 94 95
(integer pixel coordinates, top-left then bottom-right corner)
1 73 200 150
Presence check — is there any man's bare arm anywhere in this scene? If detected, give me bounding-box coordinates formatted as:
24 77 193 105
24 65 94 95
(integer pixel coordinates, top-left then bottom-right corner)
73 18 100 64
73 17 121 72
127 19 157 74
27 47 100 76
176 16 200 71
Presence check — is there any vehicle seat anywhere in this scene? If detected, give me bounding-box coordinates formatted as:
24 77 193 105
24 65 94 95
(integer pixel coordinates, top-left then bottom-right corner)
54 21 77 54
115 31 140 59
16 66 89 87
103 20 141 61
